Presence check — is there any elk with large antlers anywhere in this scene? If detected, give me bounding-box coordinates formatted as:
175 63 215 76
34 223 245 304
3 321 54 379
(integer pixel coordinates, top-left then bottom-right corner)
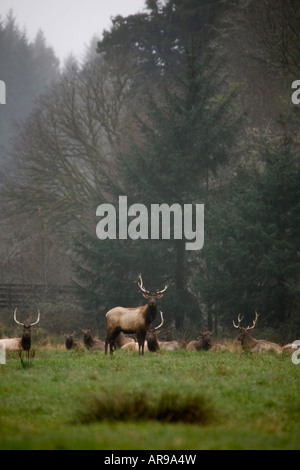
146 311 165 352
105 274 168 355
233 312 282 354
146 312 180 351
0 309 40 358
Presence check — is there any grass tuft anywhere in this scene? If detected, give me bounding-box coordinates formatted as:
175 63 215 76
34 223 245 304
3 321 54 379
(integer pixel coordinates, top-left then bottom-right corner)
74 389 213 425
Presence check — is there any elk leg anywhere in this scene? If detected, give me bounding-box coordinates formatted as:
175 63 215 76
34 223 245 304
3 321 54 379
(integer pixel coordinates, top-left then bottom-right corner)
137 331 146 355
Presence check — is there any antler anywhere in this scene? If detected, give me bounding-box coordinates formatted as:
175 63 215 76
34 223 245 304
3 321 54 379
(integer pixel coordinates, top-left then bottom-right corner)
233 311 260 332
156 284 169 296
30 310 41 327
233 313 244 330
154 311 164 331
245 311 259 331
138 274 168 299
138 273 151 295
14 308 40 328
14 308 24 327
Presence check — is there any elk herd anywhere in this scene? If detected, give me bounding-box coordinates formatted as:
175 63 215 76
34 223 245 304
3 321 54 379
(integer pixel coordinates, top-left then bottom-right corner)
0 275 299 359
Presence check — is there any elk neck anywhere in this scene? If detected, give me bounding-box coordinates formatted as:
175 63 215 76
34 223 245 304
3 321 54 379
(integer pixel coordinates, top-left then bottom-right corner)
21 330 31 351
241 332 257 348
144 303 158 326
66 337 74 350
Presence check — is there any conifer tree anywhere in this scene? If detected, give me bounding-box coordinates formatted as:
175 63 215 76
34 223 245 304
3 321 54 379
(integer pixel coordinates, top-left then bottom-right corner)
74 2 240 328
196 135 300 333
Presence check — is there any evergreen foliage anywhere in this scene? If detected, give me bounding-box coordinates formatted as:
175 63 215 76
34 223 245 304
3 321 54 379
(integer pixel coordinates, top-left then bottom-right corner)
1 1 299 336
74 1 241 328
0 11 60 171
197 135 300 332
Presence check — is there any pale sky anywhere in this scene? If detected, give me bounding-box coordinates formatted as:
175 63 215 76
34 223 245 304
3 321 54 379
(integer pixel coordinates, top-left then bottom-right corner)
0 0 147 64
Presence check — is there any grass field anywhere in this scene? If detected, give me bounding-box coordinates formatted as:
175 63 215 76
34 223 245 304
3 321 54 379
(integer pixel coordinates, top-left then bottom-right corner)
0 347 299 450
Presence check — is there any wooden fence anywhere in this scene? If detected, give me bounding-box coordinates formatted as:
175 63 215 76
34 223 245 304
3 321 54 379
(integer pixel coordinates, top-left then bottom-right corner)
0 284 77 308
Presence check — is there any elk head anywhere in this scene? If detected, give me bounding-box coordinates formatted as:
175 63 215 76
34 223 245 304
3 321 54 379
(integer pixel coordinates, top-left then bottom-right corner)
147 311 164 352
233 311 259 345
14 308 40 351
198 331 213 349
64 331 75 350
138 273 168 307
14 308 40 334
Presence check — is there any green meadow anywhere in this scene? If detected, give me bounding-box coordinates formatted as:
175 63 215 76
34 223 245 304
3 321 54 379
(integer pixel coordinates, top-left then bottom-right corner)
0 348 299 450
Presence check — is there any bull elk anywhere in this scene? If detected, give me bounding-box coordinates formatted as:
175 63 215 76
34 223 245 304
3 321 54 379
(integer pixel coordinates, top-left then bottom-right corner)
233 312 282 354
186 331 213 351
0 309 40 358
147 312 180 351
105 274 168 355
146 311 164 352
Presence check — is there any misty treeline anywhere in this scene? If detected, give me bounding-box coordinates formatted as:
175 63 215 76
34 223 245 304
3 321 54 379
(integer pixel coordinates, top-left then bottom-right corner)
0 11 68 287
0 11 59 168
1 0 300 339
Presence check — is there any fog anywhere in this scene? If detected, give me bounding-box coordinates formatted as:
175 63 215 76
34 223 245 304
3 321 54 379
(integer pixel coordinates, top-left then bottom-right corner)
0 0 146 63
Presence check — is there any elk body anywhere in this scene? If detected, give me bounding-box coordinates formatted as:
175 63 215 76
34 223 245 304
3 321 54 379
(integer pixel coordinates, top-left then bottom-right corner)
233 312 282 354
114 332 135 349
0 309 40 358
282 342 300 354
81 329 105 351
159 341 180 351
121 341 149 352
105 274 168 355
186 331 213 351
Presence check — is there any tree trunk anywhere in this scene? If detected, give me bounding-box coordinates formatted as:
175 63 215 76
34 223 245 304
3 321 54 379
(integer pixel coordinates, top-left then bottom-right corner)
175 239 186 329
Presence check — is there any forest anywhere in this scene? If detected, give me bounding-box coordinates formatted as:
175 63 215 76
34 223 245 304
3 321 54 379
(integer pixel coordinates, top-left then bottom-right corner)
0 0 299 341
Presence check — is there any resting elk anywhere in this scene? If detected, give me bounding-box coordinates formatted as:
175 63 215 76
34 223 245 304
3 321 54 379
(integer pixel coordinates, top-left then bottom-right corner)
81 329 105 351
233 312 282 354
105 274 168 355
145 313 180 352
146 311 165 352
63 332 76 350
114 332 135 349
186 331 213 351
0 308 40 358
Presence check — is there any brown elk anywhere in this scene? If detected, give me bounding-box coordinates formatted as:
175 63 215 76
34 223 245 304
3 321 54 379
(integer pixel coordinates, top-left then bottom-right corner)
186 331 213 351
160 340 180 351
64 332 76 350
105 274 168 355
121 341 149 352
233 312 282 354
282 342 300 354
0 308 40 358
147 313 180 351
114 332 135 349
81 329 105 351
146 311 165 352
